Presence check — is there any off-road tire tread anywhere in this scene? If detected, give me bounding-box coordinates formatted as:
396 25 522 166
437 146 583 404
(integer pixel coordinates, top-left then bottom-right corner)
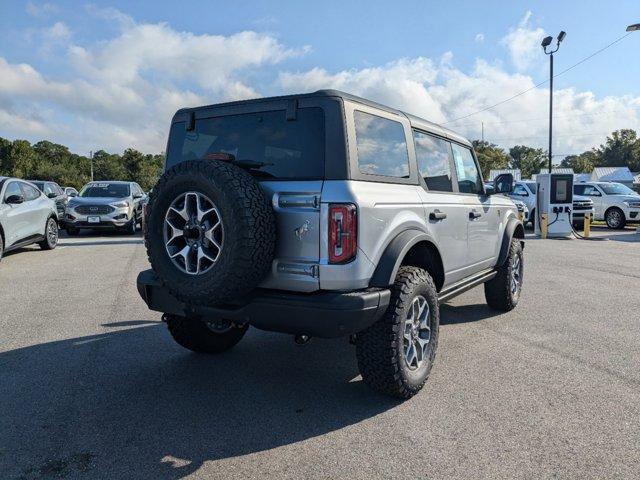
146 160 276 305
356 266 439 399
165 314 248 354
484 238 522 311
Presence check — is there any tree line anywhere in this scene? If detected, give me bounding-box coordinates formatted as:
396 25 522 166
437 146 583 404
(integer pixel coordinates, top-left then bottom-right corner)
2 128 639 191
473 128 640 180
0 137 164 192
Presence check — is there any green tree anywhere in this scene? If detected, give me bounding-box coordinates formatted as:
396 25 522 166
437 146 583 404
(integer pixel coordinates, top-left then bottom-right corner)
560 151 598 173
597 129 640 171
472 140 510 179
508 145 547 179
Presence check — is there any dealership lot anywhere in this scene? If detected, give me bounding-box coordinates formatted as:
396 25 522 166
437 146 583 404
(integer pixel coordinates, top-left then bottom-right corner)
1 228 639 479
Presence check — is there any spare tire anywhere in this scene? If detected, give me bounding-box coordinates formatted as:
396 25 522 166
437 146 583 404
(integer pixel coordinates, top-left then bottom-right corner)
145 160 276 305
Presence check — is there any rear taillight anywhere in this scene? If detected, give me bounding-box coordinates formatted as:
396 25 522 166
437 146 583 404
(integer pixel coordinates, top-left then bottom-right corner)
328 203 357 264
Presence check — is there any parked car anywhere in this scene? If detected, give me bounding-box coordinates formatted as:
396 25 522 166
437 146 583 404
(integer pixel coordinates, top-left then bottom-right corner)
510 180 594 229
65 181 146 235
485 182 529 222
28 180 68 221
63 187 78 197
574 181 640 229
136 90 525 399
0 177 59 260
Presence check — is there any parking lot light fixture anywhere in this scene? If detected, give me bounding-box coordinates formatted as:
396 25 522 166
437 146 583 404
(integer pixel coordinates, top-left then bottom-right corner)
542 30 566 173
626 24 640 32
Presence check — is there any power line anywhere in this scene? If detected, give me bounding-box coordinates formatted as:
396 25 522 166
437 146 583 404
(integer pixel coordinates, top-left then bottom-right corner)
443 32 633 125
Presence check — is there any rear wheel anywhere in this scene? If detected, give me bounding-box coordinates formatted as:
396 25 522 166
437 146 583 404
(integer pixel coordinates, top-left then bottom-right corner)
164 314 248 354
605 207 626 229
38 218 58 250
356 266 439 399
484 239 523 311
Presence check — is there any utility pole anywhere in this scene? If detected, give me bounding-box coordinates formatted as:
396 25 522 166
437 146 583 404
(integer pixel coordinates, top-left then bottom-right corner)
90 150 94 181
541 30 566 173
481 122 484 142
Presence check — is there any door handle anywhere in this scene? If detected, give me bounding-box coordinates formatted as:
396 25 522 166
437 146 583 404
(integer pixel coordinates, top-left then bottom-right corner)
469 210 482 219
429 210 447 221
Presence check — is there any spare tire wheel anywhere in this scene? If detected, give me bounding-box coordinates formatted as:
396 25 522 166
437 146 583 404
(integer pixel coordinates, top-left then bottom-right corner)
145 160 276 305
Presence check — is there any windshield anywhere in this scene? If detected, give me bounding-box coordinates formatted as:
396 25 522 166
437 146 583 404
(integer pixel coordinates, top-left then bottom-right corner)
79 183 130 198
524 182 537 194
166 108 325 179
599 183 636 195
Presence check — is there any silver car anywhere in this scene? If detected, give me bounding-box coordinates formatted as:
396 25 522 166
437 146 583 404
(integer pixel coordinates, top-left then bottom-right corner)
0 177 59 260
65 181 146 235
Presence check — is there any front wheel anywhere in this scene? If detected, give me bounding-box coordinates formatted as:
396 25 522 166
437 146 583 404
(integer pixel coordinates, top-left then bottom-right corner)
165 314 248 354
356 266 439 399
38 218 59 250
605 207 626 229
484 239 523 311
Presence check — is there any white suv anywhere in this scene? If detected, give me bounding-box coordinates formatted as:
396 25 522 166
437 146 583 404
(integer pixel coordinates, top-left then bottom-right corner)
574 182 640 229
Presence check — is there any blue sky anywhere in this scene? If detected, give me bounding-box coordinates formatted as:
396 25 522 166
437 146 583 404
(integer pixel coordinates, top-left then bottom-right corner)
1 0 639 156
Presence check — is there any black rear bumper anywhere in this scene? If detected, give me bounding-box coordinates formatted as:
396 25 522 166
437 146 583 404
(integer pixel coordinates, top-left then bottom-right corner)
136 269 391 338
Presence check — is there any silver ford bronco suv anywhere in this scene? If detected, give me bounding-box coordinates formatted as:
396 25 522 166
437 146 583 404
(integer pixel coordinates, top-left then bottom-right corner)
137 90 524 398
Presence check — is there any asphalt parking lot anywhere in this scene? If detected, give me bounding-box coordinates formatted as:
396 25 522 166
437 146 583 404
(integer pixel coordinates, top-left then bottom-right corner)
1 227 639 479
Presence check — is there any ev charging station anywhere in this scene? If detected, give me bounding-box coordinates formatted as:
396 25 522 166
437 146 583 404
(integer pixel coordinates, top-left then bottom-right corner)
535 173 574 238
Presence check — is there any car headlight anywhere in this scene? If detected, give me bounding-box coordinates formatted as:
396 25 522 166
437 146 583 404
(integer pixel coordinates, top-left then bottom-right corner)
111 201 129 209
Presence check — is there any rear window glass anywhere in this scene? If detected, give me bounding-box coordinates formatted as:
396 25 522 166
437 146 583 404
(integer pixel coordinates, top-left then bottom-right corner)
166 108 325 179
354 110 409 178
413 130 453 192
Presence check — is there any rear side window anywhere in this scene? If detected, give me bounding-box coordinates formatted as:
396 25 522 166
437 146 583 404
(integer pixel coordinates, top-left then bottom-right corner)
44 183 56 196
451 143 483 194
354 111 409 178
412 130 453 192
166 108 325 180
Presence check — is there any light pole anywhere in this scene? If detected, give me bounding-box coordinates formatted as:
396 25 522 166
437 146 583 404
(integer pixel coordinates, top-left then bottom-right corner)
541 31 566 173
626 24 640 32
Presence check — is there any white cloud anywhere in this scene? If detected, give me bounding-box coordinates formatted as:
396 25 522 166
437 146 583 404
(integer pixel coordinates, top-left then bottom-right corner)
0 11 309 153
44 21 70 41
2 8 639 159
500 10 546 71
475 33 485 44
25 1 58 17
278 56 640 155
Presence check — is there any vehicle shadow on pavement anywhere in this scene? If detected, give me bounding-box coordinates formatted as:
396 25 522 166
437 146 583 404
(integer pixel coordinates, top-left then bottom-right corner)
440 303 496 325
2 324 400 479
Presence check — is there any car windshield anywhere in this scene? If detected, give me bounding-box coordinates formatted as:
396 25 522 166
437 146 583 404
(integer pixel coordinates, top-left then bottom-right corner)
79 183 130 198
599 183 636 195
524 182 537 193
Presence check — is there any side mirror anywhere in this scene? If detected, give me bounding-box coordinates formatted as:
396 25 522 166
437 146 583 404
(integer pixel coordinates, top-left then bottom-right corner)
6 194 24 205
47 192 57 199
493 173 514 194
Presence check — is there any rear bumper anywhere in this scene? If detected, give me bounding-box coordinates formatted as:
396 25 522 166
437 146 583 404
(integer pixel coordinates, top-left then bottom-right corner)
136 269 391 338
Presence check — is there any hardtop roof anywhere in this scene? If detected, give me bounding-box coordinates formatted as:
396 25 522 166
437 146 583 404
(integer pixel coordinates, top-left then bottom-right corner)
176 89 471 147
